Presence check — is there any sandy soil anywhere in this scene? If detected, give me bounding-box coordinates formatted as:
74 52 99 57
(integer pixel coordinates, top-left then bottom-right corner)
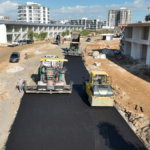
85 39 120 52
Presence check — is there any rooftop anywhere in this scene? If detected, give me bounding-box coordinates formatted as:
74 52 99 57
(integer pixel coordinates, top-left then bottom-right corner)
127 22 150 27
0 20 85 27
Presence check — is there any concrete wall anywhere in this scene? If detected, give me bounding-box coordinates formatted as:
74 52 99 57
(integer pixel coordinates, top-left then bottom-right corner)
0 24 7 44
123 26 150 65
0 24 84 44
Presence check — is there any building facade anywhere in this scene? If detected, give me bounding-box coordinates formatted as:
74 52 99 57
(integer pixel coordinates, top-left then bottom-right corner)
70 18 106 30
122 23 150 65
108 8 132 27
145 14 150 21
18 2 50 24
0 21 84 44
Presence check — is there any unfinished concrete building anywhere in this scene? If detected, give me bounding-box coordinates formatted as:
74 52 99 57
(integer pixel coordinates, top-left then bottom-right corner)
122 23 150 65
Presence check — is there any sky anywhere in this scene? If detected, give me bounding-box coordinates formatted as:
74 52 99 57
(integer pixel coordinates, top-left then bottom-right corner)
0 0 150 23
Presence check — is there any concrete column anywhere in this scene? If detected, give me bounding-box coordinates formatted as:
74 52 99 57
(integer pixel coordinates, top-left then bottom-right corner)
21 25 22 40
38 26 39 34
131 43 141 59
12 25 14 33
123 41 127 54
146 46 150 65
0 24 7 43
148 27 150 42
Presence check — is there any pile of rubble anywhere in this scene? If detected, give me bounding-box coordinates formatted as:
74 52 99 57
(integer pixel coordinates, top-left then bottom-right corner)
115 100 150 149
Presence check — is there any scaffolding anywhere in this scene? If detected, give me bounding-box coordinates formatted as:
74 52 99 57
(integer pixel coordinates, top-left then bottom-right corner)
118 23 128 53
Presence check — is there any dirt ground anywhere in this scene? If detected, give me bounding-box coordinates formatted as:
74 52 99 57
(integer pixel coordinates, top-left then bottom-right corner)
84 39 150 116
85 38 120 52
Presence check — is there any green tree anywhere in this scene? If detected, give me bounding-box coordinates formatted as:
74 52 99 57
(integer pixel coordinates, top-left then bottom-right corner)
66 30 70 35
39 32 48 40
62 32 66 37
80 29 90 36
33 33 39 40
28 29 34 40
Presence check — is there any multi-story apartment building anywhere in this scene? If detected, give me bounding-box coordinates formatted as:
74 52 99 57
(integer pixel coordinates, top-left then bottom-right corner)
108 8 132 27
70 18 107 30
145 14 150 21
18 2 50 24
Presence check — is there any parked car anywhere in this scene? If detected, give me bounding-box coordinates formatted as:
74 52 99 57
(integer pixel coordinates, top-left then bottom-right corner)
10 52 20 63
86 38 91 42
18 40 27 45
27 39 34 44
7 41 19 47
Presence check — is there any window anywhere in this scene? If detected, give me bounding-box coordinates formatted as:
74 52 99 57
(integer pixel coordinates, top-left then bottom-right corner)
30 18 32 20
29 6 32 9
43 18 45 20
43 7 45 10
43 11 45 13
29 14 32 16
43 14 45 17
29 10 32 13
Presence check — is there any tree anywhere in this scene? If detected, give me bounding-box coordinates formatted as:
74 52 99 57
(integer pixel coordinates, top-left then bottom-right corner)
33 33 39 40
62 32 66 37
66 30 70 35
80 29 90 36
28 29 34 40
39 32 48 40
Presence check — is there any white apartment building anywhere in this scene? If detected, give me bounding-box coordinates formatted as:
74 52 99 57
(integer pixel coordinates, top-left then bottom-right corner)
70 18 107 30
122 23 150 65
18 2 50 24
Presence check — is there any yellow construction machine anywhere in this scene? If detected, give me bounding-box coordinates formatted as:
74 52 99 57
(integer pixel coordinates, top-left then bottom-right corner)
23 57 73 94
83 71 114 106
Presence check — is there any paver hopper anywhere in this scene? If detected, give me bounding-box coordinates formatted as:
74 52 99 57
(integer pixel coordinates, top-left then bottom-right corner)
65 32 83 56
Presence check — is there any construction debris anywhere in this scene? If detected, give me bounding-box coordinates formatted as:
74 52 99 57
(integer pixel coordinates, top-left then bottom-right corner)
94 62 101 66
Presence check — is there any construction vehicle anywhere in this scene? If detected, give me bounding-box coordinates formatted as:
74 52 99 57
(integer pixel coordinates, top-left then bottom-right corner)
23 57 73 94
65 32 82 56
54 35 60 45
83 71 114 106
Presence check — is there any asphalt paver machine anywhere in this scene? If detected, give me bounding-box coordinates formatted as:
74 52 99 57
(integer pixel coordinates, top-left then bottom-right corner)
65 32 83 56
24 57 73 93
83 71 114 106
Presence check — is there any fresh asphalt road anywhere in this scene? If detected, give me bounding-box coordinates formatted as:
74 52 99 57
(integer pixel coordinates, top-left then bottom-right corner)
5 56 147 150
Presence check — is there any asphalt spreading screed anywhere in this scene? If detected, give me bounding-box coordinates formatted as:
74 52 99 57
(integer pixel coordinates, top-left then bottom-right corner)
5 56 147 150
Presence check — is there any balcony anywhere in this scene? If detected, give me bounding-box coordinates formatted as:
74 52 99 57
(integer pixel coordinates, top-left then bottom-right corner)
33 11 41 14
18 16 26 18
33 7 40 10
18 11 26 13
18 7 26 10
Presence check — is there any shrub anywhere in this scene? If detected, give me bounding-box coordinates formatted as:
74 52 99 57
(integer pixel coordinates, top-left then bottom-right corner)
28 29 34 40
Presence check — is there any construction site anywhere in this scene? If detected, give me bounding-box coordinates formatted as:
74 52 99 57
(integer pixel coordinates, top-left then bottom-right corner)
0 28 150 150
